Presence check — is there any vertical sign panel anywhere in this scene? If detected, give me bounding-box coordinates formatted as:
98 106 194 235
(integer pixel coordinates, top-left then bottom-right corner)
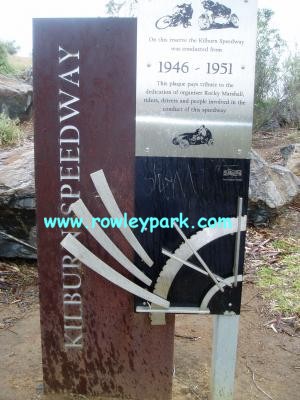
135 0 257 314
34 18 174 399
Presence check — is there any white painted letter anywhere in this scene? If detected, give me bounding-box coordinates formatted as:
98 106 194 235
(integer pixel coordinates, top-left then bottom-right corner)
59 67 80 87
59 46 80 64
59 90 80 122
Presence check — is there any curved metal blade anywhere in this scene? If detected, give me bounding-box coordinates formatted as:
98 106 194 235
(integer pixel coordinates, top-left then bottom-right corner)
173 222 224 292
61 234 169 308
200 275 243 311
91 170 153 267
71 199 152 286
152 217 247 324
162 248 229 285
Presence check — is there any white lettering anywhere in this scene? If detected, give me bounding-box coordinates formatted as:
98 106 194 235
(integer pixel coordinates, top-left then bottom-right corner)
63 273 81 290
59 46 80 63
59 89 80 122
59 67 80 87
64 333 83 348
58 46 82 349
60 165 80 181
60 146 80 163
60 125 80 144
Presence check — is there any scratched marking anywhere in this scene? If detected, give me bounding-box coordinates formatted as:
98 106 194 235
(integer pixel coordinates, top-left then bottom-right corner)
143 163 204 200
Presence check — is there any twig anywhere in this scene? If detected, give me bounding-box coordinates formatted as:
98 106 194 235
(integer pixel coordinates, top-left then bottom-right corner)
252 239 271 252
281 316 297 321
240 306 255 312
174 375 202 400
264 319 276 326
270 324 278 333
5 327 18 335
242 292 259 306
11 299 21 304
175 334 201 341
246 362 273 400
0 231 37 251
70 394 89 400
277 344 300 356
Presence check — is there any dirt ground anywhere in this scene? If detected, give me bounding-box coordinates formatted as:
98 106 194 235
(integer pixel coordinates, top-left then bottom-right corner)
252 128 299 164
0 282 299 400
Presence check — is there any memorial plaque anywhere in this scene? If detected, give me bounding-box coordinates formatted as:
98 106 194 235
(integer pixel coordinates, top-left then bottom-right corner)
134 0 257 319
34 1 257 397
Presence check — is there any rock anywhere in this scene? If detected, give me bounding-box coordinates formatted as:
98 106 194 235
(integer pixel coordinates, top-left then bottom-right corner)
0 74 33 121
19 67 33 85
259 118 281 132
248 149 300 226
0 141 36 258
280 143 300 176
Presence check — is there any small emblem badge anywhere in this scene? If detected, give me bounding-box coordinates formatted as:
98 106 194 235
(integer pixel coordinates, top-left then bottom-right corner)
222 165 243 181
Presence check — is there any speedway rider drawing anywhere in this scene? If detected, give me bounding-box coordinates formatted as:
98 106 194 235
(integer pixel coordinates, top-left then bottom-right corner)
155 1 239 30
172 126 214 148
155 3 193 29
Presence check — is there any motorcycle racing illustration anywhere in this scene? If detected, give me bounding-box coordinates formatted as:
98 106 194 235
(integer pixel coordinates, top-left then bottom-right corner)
155 1 239 30
155 3 193 29
172 125 214 148
199 0 239 30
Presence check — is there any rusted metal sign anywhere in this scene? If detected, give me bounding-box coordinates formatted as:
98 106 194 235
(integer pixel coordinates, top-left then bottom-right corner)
34 18 174 399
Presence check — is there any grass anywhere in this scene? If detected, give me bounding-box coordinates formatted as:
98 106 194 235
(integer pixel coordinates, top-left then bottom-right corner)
0 113 23 146
258 239 300 315
0 54 31 76
7 54 32 74
286 129 300 142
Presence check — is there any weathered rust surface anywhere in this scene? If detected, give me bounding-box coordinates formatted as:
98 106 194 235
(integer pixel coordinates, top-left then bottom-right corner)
34 18 174 399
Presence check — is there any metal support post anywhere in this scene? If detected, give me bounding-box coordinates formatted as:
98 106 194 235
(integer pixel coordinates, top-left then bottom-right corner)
210 315 240 400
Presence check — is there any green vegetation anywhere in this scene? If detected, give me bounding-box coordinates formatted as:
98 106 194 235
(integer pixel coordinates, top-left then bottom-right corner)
254 9 300 130
0 113 22 146
0 40 28 75
3 40 20 55
0 41 14 74
258 239 300 315
8 54 32 72
281 50 300 128
255 10 285 105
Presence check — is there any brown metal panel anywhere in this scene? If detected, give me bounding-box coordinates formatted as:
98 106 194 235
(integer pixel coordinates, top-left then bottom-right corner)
33 18 174 399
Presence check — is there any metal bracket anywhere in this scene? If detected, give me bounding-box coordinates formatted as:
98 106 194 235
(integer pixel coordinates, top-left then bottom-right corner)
233 197 243 287
136 306 210 315
136 306 210 326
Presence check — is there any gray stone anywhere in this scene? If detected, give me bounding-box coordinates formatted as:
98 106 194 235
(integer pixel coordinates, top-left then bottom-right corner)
260 119 281 132
20 67 33 85
280 143 300 176
0 74 33 121
0 141 36 258
248 149 300 225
